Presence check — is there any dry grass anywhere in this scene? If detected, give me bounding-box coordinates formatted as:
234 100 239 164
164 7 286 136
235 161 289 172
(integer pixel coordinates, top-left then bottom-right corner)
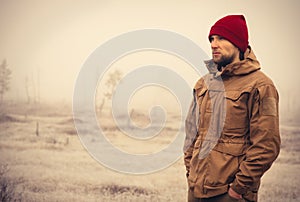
0 103 299 201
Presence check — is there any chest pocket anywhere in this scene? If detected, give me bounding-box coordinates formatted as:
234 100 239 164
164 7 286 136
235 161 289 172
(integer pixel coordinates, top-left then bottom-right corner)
196 87 212 128
224 90 250 131
196 88 208 101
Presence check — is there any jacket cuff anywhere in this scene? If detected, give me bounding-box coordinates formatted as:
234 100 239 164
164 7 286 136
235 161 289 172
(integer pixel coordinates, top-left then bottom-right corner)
231 181 247 195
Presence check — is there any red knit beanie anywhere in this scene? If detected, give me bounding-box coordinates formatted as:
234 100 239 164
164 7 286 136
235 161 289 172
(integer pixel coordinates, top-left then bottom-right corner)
209 15 249 52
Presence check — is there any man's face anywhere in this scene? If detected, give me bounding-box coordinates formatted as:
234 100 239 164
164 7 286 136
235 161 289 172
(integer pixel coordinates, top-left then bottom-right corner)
209 35 240 67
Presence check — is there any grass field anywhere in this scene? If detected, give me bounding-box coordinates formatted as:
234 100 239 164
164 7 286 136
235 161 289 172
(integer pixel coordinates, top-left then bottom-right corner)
0 103 299 201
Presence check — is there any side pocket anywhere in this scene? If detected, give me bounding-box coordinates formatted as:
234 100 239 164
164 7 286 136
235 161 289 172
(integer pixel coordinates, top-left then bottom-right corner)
205 142 246 187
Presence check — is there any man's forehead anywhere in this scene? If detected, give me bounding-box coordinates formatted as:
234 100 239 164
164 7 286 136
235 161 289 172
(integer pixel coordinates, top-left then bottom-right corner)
209 35 224 41
210 35 222 38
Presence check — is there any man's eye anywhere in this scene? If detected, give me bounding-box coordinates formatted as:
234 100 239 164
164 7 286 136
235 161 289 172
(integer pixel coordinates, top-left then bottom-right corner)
209 36 213 42
219 36 224 40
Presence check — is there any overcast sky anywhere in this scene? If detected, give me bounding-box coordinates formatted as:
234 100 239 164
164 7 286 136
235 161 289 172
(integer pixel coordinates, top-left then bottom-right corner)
0 0 299 116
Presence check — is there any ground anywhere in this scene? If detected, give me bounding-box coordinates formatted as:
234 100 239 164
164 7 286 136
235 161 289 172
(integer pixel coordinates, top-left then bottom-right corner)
0 103 299 202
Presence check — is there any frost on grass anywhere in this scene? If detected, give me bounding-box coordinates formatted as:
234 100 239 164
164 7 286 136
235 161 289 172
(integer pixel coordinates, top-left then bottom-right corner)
0 164 22 202
100 184 156 196
99 184 161 202
0 114 24 123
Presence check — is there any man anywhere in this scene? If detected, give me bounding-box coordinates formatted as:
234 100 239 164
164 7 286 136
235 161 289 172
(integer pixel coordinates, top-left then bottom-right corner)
184 15 280 202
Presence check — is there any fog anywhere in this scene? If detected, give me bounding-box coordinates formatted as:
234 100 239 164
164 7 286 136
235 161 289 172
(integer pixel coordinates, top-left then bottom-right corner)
1 0 299 121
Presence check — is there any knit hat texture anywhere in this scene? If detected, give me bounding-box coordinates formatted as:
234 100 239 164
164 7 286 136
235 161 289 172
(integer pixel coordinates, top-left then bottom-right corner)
209 15 249 52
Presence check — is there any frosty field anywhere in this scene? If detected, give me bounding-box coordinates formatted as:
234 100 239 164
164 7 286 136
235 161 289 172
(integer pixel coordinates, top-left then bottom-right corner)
0 103 299 202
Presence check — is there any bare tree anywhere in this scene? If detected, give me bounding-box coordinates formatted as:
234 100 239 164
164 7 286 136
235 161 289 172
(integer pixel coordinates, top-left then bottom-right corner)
104 70 122 100
0 59 12 105
25 76 31 104
37 67 40 104
31 72 37 104
97 70 122 113
98 98 105 113
24 68 40 105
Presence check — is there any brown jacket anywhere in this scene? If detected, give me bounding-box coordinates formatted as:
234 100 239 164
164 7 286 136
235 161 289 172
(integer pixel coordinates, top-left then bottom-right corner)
184 48 280 201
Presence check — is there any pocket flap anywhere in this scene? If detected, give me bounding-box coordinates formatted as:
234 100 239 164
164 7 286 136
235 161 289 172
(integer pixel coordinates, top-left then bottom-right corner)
213 142 246 156
225 88 251 101
225 91 241 101
196 88 208 97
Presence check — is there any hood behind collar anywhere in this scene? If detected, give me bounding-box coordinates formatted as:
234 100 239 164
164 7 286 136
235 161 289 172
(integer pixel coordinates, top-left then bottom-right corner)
205 46 261 77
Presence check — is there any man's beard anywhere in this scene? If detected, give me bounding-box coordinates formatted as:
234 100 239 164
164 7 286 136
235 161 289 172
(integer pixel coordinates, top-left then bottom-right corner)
214 55 234 71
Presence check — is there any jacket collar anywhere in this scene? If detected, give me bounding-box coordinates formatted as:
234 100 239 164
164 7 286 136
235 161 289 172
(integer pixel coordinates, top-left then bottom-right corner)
204 46 261 77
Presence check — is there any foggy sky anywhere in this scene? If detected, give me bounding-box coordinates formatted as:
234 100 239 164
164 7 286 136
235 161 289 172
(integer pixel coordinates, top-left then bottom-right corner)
1 0 299 116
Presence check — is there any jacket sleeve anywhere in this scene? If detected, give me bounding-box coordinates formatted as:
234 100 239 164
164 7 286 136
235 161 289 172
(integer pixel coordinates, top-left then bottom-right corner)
231 84 281 194
184 90 198 177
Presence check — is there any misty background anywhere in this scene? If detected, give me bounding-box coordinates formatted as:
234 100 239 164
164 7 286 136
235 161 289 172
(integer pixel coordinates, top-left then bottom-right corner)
1 0 299 123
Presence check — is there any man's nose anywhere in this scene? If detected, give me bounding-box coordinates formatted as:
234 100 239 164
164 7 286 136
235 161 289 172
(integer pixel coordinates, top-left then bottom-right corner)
211 40 219 49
